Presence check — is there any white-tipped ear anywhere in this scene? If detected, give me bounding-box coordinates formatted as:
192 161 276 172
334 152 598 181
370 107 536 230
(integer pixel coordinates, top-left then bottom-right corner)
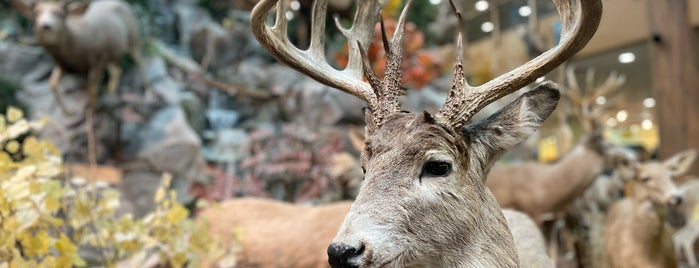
663 149 697 176
463 82 560 169
10 0 35 18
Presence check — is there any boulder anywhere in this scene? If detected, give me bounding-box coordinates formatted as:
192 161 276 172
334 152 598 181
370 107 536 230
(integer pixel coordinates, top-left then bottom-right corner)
120 106 208 216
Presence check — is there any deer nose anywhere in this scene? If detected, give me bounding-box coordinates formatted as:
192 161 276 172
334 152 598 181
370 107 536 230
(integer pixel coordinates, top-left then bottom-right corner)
41 24 52 31
327 242 364 268
668 195 683 206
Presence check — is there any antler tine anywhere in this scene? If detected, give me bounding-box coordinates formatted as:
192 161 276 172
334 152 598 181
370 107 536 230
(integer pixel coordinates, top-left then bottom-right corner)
438 0 470 123
376 0 414 114
561 65 584 104
584 67 595 95
437 0 602 128
592 71 626 99
251 0 381 110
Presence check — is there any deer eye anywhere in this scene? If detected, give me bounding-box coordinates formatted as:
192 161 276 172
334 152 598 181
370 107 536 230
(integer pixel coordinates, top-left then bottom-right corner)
638 175 650 182
421 161 451 178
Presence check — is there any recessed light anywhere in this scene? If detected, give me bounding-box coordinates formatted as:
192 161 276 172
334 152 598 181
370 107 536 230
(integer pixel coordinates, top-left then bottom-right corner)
618 52 635 64
642 119 653 130
643 97 656 108
475 0 489 11
596 96 606 105
518 6 532 17
429 0 442 5
481 22 494 33
290 0 300 11
616 110 628 122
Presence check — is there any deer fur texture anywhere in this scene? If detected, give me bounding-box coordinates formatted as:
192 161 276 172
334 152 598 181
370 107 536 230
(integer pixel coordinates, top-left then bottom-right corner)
331 87 560 267
12 0 148 114
604 149 697 268
199 198 553 268
487 135 637 223
675 178 699 267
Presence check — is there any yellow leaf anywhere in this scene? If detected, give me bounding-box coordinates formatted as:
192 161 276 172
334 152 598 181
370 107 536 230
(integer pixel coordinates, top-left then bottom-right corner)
19 229 50 257
35 162 61 177
167 205 189 224
154 187 165 203
5 140 19 154
161 173 172 188
15 209 39 231
6 107 23 123
11 165 36 181
0 116 5 132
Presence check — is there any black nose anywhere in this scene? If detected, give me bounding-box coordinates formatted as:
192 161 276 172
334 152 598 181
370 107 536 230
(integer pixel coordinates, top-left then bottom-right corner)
41 24 52 31
327 242 363 268
669 196 683 206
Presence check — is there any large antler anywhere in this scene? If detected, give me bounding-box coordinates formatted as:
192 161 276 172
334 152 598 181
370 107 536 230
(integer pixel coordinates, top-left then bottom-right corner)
436 0 603 128
251 0 379 115
561 66 626 131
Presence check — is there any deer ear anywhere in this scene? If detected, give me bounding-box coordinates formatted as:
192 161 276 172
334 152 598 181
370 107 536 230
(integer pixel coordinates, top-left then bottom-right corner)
663 149 697 176
65 1 89 15
10 0 36 18
463 82 560 168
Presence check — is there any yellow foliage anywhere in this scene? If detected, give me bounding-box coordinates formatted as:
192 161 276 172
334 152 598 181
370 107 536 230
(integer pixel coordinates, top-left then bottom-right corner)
0 106 238 267
381 0 402 18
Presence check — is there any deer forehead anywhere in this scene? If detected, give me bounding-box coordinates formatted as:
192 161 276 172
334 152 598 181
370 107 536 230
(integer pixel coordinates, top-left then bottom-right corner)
34 3 64 22
366 113 465 156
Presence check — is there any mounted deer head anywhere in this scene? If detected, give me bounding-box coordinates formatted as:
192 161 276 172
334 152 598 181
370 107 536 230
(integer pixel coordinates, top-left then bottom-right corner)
251 0 602 266
633 149 697 206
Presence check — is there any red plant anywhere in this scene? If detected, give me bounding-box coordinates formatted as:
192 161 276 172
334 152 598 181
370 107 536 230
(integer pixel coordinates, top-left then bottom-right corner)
334 18 444 89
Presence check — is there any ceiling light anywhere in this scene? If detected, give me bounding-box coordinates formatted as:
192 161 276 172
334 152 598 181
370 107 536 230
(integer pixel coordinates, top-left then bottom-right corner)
618 52 635 64
290 0 300 11
285 10 294 20
643 97 656 108
595 96 606 105
616 110 628 122
481 22 494 33
429 0 442 5
518 6 532 17
642 119 653 130
475 0 489 11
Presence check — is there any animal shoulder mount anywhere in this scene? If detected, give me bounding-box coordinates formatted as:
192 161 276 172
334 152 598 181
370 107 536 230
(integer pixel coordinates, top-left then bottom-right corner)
251 0 602 267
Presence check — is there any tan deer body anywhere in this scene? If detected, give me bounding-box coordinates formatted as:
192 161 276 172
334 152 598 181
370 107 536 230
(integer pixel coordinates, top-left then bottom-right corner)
488 139 635 222
488 142 604 221
250 0 602 266
604 150 696 268
198 198 352 268
675 178 699 266
12 0 149 114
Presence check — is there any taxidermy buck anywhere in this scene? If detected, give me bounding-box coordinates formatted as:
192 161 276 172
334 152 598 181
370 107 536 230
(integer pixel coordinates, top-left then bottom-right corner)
11 0 149 115
605 149 697 268
251 0 601 266
486 67 636 223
